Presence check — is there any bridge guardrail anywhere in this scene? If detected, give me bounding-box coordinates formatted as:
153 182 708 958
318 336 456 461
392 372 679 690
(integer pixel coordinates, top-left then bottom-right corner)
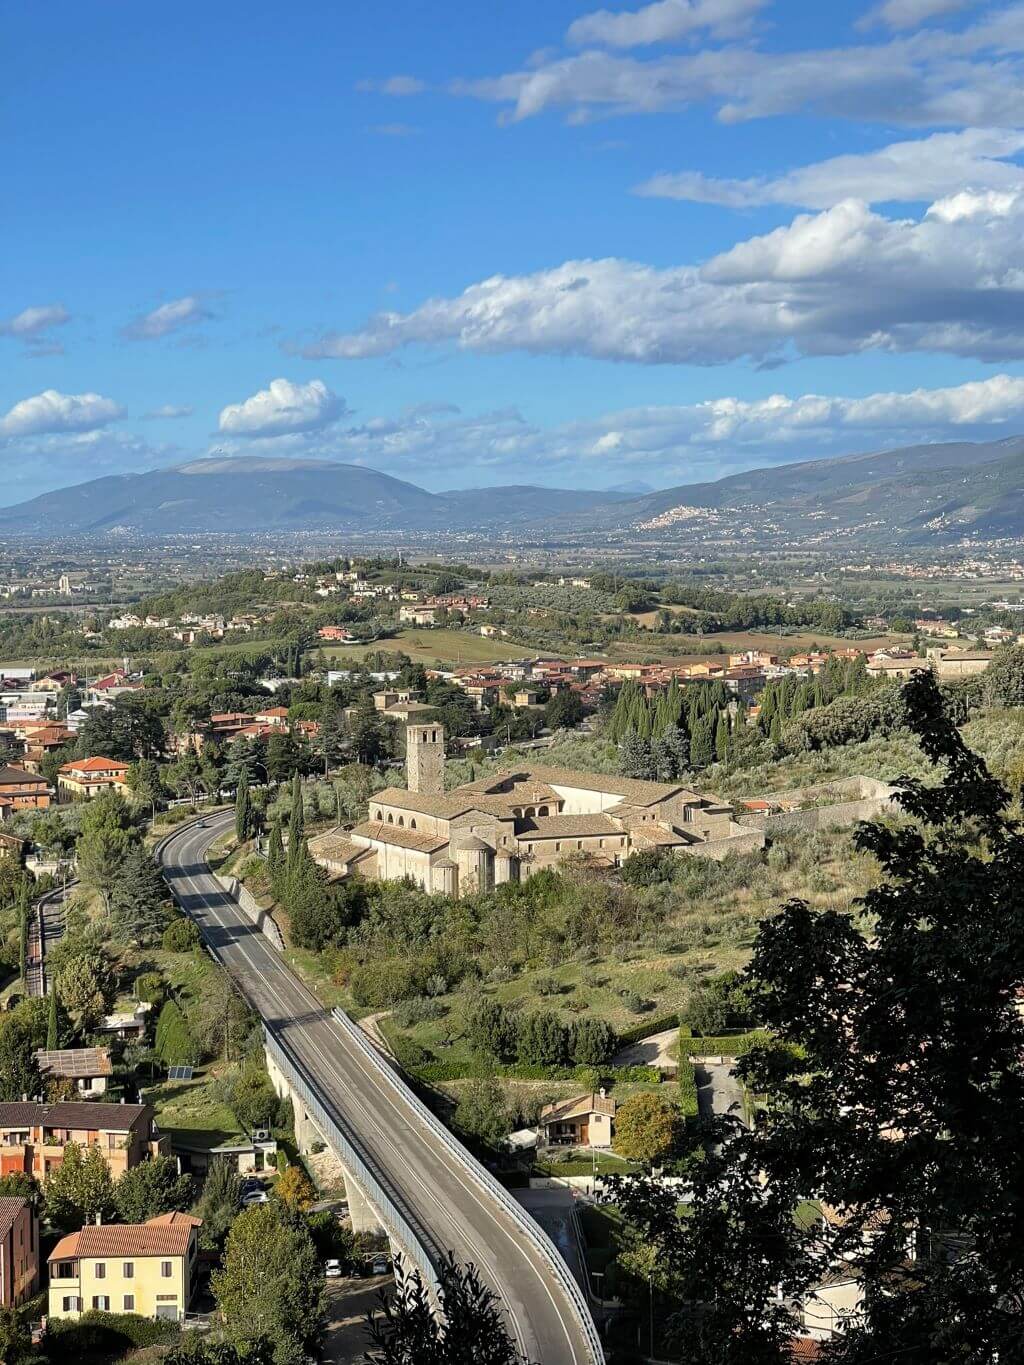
331 1007 606 1365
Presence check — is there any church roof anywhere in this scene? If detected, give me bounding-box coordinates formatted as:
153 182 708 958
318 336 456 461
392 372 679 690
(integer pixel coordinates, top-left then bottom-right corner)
350 820 449 854
516 814 624 838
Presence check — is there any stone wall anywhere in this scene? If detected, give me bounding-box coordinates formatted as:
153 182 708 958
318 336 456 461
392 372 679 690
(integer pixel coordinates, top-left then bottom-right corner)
735 775 898 836
214 874 285 951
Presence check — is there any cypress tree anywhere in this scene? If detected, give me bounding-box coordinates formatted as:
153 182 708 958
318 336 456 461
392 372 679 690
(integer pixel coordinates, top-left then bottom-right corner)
235 771 252 844
267 823 286 902
46 987 59 1050
288 774 304 873
690 714 714 769
715 710 731 763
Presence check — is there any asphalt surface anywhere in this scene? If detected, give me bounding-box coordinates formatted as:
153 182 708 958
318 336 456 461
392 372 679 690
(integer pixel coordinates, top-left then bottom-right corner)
159 813 601 1365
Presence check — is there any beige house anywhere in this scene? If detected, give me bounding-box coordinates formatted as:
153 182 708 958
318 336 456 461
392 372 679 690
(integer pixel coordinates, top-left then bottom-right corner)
310 722 762 899
48 1212 201 1322
538 1093 615 1149
57 756 130 799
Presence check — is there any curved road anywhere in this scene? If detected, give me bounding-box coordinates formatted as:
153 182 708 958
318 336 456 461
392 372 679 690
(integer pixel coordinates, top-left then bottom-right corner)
159 812 602 1365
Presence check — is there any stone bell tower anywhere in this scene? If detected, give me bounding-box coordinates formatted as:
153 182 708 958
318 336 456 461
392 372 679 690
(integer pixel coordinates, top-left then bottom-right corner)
406 722 445 796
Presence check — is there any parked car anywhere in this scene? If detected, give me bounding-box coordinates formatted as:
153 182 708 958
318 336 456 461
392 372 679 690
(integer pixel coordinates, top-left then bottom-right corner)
324 1259 343 1279
242 1189 268 1206
369 1254 390 1276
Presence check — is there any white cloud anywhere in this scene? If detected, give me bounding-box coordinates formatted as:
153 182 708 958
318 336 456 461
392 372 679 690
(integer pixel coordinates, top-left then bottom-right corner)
455 6 1024 127
357 75 427 95
0 304 71 339
123 296 211 341
567 0 765 48
635 128 1024 208
0 390 124 440
142 404 193 420
203 375 1024 485
218 378 346 437
303 190 1024 367
860 0 973 30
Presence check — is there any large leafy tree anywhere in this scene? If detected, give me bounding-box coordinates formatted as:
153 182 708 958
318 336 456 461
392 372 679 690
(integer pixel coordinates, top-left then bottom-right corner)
363 1252 536 1365
114 1154 194 1224
212 1203 324 1365
44 1141 115 1230
612 671 1024 1361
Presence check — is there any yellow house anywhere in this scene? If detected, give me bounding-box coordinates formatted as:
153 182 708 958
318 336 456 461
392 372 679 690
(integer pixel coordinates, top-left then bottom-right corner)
47 1212 201 1322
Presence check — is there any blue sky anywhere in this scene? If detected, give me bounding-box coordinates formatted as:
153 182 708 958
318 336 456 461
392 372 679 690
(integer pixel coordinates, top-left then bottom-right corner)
6 0 1024 502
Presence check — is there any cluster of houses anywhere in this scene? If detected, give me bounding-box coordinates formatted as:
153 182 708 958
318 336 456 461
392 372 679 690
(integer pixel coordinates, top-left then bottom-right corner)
0 1099 203 1323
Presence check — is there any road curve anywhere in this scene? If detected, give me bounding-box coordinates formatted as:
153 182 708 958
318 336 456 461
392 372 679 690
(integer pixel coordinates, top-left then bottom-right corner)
159 812 603 1365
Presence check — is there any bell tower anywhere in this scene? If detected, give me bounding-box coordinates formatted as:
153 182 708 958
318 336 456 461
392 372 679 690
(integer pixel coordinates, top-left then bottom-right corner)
406 722 445 795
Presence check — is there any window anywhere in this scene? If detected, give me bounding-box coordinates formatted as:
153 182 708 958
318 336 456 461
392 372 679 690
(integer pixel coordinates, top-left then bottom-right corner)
410 818 416 829
554 842 561 851
92 1295 110 1311
94 1263 106 1279
123 1262 134 1278
62 1296 80 1313
123 1294 135 1311
397 815 404 826
161 1261 173 1278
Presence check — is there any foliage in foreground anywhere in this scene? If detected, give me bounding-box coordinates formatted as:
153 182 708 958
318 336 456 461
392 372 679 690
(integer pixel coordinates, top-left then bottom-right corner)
607 670 1024 1362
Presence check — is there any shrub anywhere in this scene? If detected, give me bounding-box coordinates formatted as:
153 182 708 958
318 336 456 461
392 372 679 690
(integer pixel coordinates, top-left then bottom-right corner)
391 996 447 1028
620 990 649 1015
45 1309 179 1358
133 971 165 1004
533 974 561 997
349 959 419 1008
162 917 201 953
569 1016 617 1066
154 999 200 1067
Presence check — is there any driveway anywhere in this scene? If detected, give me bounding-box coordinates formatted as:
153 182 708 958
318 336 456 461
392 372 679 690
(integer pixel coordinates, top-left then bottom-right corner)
611 1027 679 1069
695 1061 746 1128
321 1276 390 1363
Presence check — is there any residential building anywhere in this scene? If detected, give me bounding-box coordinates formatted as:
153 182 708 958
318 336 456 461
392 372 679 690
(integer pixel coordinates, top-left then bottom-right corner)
48 1212 201 1322
57 756 131 799
538 1093 615 1148
399 604 440 626
0 1101 167 1180
0 1198 38 1307
0 833 25 864
309 722 762 898
0 765 51 818
34 1048 113 1096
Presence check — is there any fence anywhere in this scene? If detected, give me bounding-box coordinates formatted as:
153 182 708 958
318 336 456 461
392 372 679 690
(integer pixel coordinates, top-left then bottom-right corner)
330 1006 606 1365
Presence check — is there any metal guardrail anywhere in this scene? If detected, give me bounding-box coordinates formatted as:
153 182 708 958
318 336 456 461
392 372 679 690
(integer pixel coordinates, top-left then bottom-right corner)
331 1007 606 1365
263 1027 442 1301
159 814 603 1364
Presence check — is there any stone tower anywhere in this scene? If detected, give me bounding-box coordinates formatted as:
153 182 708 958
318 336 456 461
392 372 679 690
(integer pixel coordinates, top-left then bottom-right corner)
406 722 445 795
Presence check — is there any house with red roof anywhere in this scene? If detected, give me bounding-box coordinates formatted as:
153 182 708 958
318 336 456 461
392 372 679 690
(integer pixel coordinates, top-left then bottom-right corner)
57 756 131 799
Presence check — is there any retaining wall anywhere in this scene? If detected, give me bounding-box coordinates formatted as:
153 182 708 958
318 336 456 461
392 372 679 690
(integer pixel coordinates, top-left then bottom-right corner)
213 874 285 951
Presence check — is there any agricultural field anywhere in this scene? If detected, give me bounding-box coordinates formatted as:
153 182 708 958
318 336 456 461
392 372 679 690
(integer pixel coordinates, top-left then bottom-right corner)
320 627 536 667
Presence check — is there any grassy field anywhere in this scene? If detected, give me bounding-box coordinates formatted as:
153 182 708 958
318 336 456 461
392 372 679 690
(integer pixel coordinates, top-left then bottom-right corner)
141 1071 244 1150
320 628 536 667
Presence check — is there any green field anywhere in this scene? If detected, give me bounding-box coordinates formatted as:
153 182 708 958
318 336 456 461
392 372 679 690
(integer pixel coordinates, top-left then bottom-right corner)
321 628 537 667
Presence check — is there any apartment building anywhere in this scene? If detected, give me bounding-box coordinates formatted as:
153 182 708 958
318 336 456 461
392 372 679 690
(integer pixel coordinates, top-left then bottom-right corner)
48 1212 201 1322
0 1102 166 1180
0 1197 38 1307
57 756 131 799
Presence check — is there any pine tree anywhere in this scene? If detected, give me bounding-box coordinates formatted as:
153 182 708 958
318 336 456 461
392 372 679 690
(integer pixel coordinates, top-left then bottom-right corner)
619 731 656 780
109 846 169 946
235 771 252 844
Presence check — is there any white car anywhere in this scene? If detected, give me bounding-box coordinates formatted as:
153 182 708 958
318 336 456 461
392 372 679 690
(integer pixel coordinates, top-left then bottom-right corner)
241 1189 268 1206
324 1259 343 1279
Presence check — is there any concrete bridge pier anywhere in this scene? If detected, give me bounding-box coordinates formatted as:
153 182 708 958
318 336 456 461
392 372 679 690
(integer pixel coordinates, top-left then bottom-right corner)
266 1044 383 1233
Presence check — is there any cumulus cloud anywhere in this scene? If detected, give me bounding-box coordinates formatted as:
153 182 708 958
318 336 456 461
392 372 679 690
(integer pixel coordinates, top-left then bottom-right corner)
860 0 973 30
0 304 71 339
303 190 1024 367
218 378 346 437
455 5 1024 127
0 390 124 440
635 128 1024 208
567 0 766 48
142 404 193 420
123 296 212 341
202 375 1024 487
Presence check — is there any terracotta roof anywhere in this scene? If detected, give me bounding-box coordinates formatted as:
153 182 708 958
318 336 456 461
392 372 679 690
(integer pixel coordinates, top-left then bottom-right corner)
49 1213 199 1263
59 756 127 774
351 821 449 854
307 832 366 866
0 1100 149 1131
146 1211 202 1227
540 1092 616 1123
0 766 44 787
516 814 623 839
501 764 699 808
372 786 514 821
0 1197 28 1240
630 824 690 848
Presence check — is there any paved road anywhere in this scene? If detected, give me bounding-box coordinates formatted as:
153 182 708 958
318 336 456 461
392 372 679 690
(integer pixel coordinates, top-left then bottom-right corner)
159 813 601 1365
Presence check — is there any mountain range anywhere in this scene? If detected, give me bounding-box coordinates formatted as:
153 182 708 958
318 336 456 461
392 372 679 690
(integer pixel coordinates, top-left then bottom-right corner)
5 438 1024 544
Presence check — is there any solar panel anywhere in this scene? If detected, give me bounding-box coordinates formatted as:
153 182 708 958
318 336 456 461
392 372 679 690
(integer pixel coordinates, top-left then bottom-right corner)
167 1065 194 1080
